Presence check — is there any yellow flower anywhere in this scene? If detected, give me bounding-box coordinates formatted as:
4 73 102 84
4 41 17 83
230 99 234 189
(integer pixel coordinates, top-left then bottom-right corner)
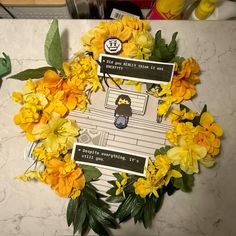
37 70 64 94
154 154 182 186
43 156 85 198
157 96 176 116
32 116 79 152
166 122 196 145
127 31 154 59
22 79 37 94
121 16 150 31
158 83 172 97
15 170 43 182
169 108 197 126
81 20 132 60
44 91 68 116
167 137 207 174
194 126 221 156
81 17 151 60
165 169 182 186
12 92 23 103
170 58 200 103
199 154 216 168
166 129 178 145
62 53 101 111
180 57 200 84
171 75 196 103
115 172 128 196
32 145 60 163
200 112 223 137
154 154 171 177
133 178 159 198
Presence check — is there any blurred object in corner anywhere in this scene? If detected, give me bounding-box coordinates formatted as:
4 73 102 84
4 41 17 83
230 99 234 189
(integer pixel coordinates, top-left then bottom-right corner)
66 0 105 18
189 0 236 20
104 0 143 19
0 0 70 19
147 0 186 19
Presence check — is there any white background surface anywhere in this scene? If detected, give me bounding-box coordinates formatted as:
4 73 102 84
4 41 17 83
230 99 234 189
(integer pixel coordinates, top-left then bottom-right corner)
0 20 236 236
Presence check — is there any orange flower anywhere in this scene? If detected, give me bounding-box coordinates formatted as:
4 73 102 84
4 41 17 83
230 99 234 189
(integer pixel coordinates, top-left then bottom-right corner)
43 156 85 198
171 75 196 103
194 126 221 156
37 70 64 95
179 57 200 84
171 57 200 103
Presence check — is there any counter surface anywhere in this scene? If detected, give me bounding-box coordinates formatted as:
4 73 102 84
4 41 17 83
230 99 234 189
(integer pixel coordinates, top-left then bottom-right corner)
0 20 236 236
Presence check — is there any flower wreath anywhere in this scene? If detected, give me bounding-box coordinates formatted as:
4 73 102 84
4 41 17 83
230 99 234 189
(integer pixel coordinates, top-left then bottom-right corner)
11 18 223 235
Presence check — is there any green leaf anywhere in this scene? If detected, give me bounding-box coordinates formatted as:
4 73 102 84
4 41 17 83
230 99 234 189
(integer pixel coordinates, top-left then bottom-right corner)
113 173 123 182
172 170 194 192
171 56 185 69
44 18 64 73
73 200 87 235
83 185 98 203
89 203 117 229
165 181 177 196
201 104 207 114
180 104 190 112
154 192 165 213
106 187 117 196
150 30 178 62
108 180 117 187
80 164 102 182
146 83 154 91
67 199 77 227
154 146 172 156
123 176 138 194
134 207 144 223
106 195 125 203
8 66 56 80
131 196 145 217
143 199 153 228
115 194 137 222
192 104 207 126
89 214 109 236
81 216 90 236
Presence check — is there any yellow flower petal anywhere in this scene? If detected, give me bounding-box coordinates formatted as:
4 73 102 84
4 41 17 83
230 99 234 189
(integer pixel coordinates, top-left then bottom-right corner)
210 123 223 137
199 155 215 168
200 112 214 127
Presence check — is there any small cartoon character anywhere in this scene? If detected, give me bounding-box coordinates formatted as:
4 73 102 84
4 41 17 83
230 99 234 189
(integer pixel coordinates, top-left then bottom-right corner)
114 94 132 129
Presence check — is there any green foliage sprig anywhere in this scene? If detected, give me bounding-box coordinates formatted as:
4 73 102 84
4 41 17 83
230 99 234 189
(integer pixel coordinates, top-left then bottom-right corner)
8 19 64 80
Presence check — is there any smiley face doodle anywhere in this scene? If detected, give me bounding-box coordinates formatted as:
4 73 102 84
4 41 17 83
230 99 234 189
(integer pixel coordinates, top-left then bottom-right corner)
104 37 122 55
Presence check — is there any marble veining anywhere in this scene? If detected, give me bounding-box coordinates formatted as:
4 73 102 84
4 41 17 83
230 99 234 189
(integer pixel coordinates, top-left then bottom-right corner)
0 20 236 236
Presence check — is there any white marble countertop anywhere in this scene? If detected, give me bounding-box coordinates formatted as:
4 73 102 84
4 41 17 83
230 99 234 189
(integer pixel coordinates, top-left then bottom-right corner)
0 19 236 236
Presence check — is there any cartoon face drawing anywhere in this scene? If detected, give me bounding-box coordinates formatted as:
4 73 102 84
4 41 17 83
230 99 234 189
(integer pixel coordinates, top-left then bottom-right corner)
114 94 132 129
104 37 122 54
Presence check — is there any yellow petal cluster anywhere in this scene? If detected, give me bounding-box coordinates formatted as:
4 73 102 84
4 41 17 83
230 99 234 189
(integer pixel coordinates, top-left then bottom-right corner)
12 54 101 140
166 108 223 171
167 137 207 174
156 58 201 116
171 58 200 103
115 172 128 196
81 16 153 60
42 155 85 198
133 154 181 198
169 108 197 126
32 116 79 153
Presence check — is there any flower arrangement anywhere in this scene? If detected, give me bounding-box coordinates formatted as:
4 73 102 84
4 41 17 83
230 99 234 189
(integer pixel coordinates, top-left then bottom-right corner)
10 17 223 235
